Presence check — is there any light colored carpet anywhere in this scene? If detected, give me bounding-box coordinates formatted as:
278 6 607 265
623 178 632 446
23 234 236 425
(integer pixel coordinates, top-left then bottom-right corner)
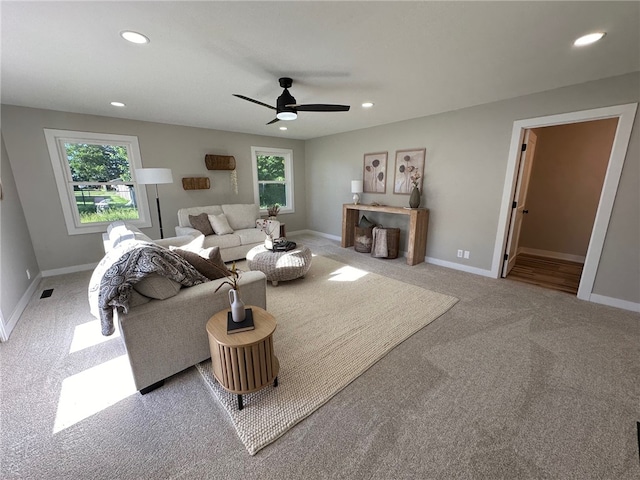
196 255 458 454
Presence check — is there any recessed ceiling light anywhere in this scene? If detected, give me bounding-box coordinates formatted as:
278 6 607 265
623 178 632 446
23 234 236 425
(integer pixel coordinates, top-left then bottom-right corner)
120 31 150 44
279 126 288 131
110 101 126 107
574 32 605 47
362 102 374 108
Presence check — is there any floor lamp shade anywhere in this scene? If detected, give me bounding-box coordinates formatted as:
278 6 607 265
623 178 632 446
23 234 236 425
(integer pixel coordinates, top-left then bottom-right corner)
135 168 174 185
135 168 174 239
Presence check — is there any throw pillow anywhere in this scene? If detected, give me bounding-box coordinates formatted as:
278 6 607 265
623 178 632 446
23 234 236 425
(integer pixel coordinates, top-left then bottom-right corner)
133 273 182 299
189 213 215 236
170 246 229 280
358 215 376 229
129 289 151 308
208 213 234 235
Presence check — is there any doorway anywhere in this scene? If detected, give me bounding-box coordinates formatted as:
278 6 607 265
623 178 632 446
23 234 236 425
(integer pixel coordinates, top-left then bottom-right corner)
492 103 638 302
503 119 619 294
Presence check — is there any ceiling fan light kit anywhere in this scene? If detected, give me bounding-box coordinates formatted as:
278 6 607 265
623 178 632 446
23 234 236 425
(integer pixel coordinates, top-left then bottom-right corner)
234 77 350 125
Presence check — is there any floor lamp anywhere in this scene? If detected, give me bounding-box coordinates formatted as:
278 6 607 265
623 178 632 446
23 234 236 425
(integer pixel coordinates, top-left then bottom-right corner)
135 168 174 239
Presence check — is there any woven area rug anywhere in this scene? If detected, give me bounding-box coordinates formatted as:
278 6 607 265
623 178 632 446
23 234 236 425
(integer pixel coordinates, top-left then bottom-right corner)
196 255 458 455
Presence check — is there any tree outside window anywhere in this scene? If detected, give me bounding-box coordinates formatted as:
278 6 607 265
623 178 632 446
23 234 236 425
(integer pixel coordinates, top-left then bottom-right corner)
65 143 139 223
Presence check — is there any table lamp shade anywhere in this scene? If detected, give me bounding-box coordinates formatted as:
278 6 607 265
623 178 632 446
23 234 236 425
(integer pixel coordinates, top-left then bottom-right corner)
351 180 363 194
135 168 173 185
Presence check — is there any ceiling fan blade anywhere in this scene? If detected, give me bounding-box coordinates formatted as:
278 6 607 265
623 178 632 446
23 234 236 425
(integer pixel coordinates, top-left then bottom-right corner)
233 94 276 110
266 118 280 125
287 104 350 112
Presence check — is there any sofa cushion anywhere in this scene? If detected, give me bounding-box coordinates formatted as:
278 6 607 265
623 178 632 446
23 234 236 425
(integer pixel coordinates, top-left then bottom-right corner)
222 204 260 230
133 274 182 299
189 213 215 236
236 228 267 245
171 246 229 280
177 205 223 227
202 233 242 250
208 213 234 235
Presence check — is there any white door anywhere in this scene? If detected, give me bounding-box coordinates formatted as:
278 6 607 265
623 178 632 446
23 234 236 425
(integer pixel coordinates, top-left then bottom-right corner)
502 129 537 277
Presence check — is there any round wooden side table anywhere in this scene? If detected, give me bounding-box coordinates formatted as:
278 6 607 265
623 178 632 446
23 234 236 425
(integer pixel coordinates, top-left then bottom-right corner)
206 306 279 410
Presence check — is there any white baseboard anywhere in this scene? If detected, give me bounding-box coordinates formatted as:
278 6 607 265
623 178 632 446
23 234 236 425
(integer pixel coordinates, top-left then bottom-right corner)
518 247 586 264
0 273 42 341
425 257 495 278
588 293 640 313
42 262 97 277
298 229 341 242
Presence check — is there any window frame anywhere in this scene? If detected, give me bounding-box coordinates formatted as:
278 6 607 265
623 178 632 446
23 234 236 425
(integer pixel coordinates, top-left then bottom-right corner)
44 129 152 235
250 146 295 215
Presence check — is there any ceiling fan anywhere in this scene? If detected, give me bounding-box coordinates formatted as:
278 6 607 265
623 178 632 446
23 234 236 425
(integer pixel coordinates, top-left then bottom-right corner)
233 77 350 125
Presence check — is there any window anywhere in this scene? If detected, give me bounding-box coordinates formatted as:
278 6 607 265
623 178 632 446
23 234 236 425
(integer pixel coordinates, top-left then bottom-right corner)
251 147 294 214
44 129 151 235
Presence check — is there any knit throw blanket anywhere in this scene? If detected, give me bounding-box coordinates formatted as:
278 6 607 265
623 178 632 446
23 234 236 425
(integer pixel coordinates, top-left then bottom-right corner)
88 241 207 336
371 227 389 258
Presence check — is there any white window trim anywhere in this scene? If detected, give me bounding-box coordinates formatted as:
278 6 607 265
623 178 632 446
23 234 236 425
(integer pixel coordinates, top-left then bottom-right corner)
251 146 294 214
44 129 151 235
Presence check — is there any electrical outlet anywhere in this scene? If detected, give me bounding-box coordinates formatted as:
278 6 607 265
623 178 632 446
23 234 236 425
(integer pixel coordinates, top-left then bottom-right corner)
457 249 463 258
26 269 31 280
464 251 470 259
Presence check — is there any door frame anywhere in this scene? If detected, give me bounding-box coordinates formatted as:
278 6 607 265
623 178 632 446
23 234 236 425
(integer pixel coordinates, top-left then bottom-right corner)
492 103 638 301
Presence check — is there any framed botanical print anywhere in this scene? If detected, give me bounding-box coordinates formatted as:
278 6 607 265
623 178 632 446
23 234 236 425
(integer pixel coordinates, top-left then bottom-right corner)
362 152 387 193
393 148 426 194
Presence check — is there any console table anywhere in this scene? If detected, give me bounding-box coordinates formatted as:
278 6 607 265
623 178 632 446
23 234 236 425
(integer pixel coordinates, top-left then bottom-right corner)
342 204 429 266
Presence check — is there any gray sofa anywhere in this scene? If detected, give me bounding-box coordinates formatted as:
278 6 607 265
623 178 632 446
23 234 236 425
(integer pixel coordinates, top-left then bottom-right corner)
175 204 268 262
99 222 267 394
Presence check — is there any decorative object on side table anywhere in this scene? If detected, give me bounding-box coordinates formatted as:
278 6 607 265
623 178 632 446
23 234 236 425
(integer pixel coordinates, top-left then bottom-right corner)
227 308 254 333
393 148 426 195
351 180 363 205
214 262 246 322
267 204 280 219
363 151 387 193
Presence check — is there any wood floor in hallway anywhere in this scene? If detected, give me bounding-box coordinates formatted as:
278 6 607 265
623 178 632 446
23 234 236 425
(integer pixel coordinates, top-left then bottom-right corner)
507 253 584 294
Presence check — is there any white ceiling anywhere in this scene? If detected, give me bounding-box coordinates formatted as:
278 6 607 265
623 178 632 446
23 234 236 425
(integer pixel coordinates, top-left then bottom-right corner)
2 1 638 140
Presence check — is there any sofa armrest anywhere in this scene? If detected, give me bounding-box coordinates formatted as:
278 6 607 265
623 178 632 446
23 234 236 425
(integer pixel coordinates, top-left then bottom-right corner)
175 226 201 237
116 270 267 391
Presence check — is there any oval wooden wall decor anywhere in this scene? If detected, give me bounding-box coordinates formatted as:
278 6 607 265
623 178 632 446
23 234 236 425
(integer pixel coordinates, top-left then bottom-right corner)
182 177 211 190
205 155 236 170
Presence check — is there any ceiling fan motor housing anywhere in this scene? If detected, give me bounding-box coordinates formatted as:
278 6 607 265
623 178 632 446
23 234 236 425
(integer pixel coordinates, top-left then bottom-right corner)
277 88 297 118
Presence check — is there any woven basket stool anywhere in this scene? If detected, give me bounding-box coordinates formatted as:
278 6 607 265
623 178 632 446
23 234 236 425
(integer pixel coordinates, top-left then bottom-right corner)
246 244 312 286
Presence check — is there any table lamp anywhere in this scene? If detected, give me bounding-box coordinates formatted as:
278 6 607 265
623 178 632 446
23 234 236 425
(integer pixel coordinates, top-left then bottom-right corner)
351 180 363 205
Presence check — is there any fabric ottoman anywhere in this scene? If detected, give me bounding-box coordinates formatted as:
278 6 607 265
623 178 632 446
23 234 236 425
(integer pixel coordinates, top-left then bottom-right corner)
246 244 312 286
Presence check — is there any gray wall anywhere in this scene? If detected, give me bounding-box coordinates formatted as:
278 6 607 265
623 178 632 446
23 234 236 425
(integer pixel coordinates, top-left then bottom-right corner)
305 72 639 303
520 119 617 257
0 134 39 328
1 107 306 272
1 73 638 306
